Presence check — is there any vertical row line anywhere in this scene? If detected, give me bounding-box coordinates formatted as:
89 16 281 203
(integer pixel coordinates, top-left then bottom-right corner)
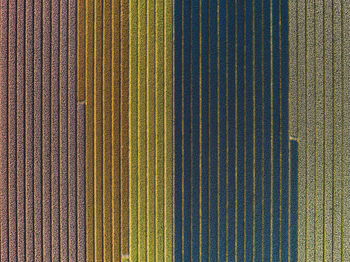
129 0 139 259
9 0 18 261
120 0 130 259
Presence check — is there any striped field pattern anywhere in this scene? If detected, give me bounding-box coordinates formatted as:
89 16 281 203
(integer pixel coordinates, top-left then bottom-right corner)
129 0 173 261
0 0 349 261
174 0 296 261
77 0 129 260
289 0 350 261
0 0 86 261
